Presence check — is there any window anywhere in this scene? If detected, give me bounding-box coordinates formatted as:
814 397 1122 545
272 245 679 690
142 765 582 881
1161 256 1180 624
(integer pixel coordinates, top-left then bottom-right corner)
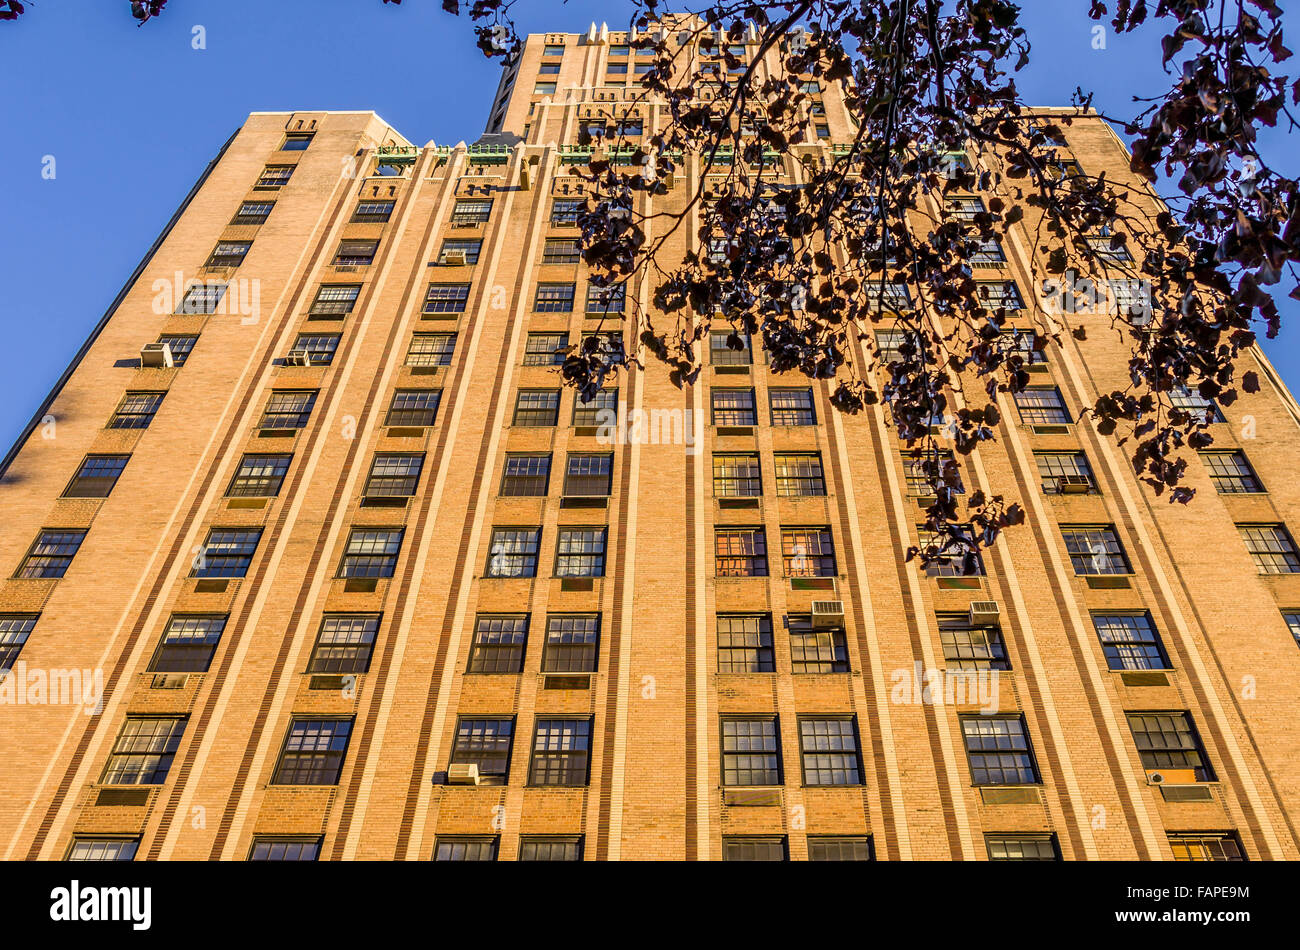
721 718 780 785
537 62 561 75
422 283 470 314
1015 387 1072 424
788 615 849 673
1168 833 1245 862
249 838 321 861
917 525 985 577
176 283 225 314
770 388 816 425
450 198 492 226
385 389 441 427
63 454 129 498
1169 384 1224 422
713 453 761 497
281 132 313 151
529 719 592 786
781 527 836 577
205 241 252 267
865 281 911 311
1127 712 1214 780
231 200 274 225
67 838 139 862
1061 525 1131 576
406 332 456 368
1036 451 1095 493
468 615 528 674
800 718 862 786
510 390 559 427
715 527 767 577
902 450 963 496
589 331 625 362
563 454 612 496
307 615 379 674
717 615 774 673
946 196 985 220
364 454 424 497
435 837 499 861
962 716 1040 786
534 282 576 312
273 719 352 785
534 82 557 95
257 165 293 188
977 280 1024 310
17 529 87 579
524 332 569 366
586 282 626 314
158 334 199 365
226 454 291 497
773 453 826 497
1093 613 1169 671
351 200 395 223
723 837 786 861
711 389 757 425
542 614 599 672
500 454 551 496
986 834 1060 861
148 614 225 673
438 239 482 264
1284 611 1300 648
542 238 582 264
972 239 1007 265
450 717 514 784
555 528 607 577
310 285 361 315
338 528 403 578
938 615 1009 671
486 527 540 577
0 614 37 670
710 330 752 365
608 44 629 56
101 717 186 785
260 391 316 429
519 837 583 861
1201 451 1263 493
543 44 565 56
332 240 378 266
1238 523 1300 574
808 837 873 861
551 198 584 226
108 391 164 429
192 528 260 578
289 333 339 365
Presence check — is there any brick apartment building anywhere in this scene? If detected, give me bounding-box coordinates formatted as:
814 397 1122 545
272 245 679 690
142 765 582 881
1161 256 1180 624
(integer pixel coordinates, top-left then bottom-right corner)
1 21 1298 862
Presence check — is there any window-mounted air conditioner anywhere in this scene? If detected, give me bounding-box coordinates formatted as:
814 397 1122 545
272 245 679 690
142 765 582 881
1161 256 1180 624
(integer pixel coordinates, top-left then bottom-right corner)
811 600 845 629
140 342 174 368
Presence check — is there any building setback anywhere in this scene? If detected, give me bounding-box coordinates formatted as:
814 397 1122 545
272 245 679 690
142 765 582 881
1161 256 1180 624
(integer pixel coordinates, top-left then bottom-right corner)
1 23 1299 863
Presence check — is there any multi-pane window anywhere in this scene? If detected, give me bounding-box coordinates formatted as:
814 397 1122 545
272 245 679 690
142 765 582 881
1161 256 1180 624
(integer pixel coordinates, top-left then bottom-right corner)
711 389 757 425
542 238 582 264
158 334 200 365
717 615 774 673
713 453 761 496
435 837 499 861
17 529 87 579
519 837 583 861
207 241 252 267
864 281 911 311
260 390 316 429
249 838 321 861
572 389 616 426
961 716 1040 785
938 615 1010 671
986 834 1060 861
710 330 753 365
257 165 294 188
978 280 1024 310
773 453 826 497
1238 523 1300 574
451 718 514 784
874 328 919 363
226 454 291 498
67 839 139 862
1168 833 1245 862
534 282 576 312
338 528 403 578
450 198 492 226
551 198 584 226
406 332 456 367
192 528 261 578
528 719 592 786
1093 613 1170 671
722 718 780 785
1169 384 1225 422
971 239 1007 265
808 837 873 861
332 240 378 266
385 389 441 427
107 391 164 429
722 837 787 861
289 333 339 365
437 239 482 264
1061 525 1132 575
101 717 186 785
1001 328 1046 364
308 285 361 316
307 614 379 674
1015 387 1072 424
500 454 551 496
800 718 862 786
351 200 395 223
273 719 353 785
0 613 37 670
534 82 558 95
781 527 836 577
280 132 313 151
63 455 129 498
542 614 600 672
148 615 225 673
423 283 471 314
1284 611 1300 648
788 615 849 673
232 200 275 225
1036 451 1095 493
586 282 626 314
468 615 528 674
1201 451 1263 493
1127 712 1214 780
946 196 984 220
563 454 612 496
918 525 985 577
486 527 541 577
770 388 816 426
364 454 424 497
716 528 768 577
523 332 569 366
555 528 607 577
901 450 963 496
173 282 227 318
513 390 561 426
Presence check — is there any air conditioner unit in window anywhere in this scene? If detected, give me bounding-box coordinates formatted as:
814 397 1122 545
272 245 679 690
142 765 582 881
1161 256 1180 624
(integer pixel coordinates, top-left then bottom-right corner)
969 601 1000 625
811 600 845 628
447 763 480 786
284 349 311 366
140 342 174 368
1058 474 1093 494
443 250 467 266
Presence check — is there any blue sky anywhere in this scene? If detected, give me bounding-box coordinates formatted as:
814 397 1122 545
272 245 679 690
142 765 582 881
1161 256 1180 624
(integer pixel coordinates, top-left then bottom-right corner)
0 0 1296 453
